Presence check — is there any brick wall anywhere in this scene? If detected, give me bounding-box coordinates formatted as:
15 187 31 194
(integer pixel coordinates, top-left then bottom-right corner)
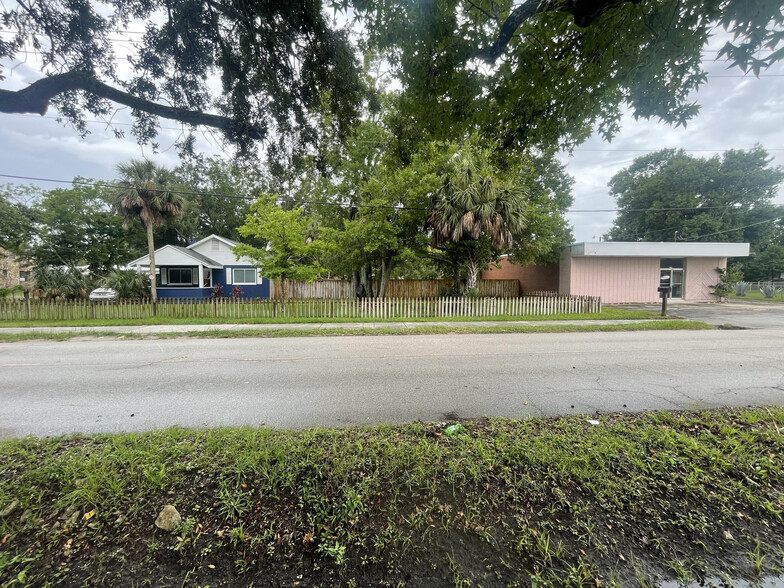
0 248 32 289
481 257 559 293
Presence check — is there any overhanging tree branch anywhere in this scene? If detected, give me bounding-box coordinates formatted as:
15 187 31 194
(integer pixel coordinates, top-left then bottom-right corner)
0 70 268 139
477 0 642 63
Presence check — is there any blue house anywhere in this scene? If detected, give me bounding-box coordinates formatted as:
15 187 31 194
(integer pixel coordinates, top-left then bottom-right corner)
128 235 270 299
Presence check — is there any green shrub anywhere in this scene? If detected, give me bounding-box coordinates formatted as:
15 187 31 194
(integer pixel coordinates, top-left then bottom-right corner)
33 266 91 300
734 281 751 296
711 264 743 299
760 283 782 298
101 270 150 299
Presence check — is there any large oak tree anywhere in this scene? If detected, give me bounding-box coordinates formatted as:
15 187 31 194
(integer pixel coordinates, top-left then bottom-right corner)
606 147 783 244
1 1 782 156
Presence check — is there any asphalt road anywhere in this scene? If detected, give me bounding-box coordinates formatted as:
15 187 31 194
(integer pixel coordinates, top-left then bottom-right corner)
618 300 784 329
2 328 784 439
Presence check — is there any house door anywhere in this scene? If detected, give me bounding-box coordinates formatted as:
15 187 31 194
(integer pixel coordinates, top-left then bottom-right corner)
660 258 685 299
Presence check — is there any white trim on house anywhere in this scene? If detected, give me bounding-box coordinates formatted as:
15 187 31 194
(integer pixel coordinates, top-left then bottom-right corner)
232 268 257 285
187 234 239 250
167 267 195 285
128 245 223 269
568 242 750 258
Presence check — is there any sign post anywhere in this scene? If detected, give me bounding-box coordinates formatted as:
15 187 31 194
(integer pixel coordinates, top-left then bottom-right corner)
659 275 671 317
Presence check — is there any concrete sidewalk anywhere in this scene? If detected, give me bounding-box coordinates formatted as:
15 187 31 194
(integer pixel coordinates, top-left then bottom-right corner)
0 318 664 335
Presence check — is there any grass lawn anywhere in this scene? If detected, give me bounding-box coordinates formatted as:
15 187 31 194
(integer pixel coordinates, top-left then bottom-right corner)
0 319 713 343
729 290 784 302
0 308 665 329
1 408 783 587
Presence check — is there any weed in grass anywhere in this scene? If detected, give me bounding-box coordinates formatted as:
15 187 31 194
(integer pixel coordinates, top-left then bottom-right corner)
229 525 249 549
173 517 198 554
447 551 473 587
233 557 256 575
516 526 565 571
665 558 692 583
145 538 163 562
562 559 597 587
218 484 253 522
318 540 348 573
749 539 766 576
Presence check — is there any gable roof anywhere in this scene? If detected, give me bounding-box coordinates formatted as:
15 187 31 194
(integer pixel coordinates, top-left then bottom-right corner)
187 234 239 250
128 245 223 268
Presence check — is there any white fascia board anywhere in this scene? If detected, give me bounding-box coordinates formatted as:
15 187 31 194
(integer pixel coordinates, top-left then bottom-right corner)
128 245 223 268
186 234 239 250
568 242 750 258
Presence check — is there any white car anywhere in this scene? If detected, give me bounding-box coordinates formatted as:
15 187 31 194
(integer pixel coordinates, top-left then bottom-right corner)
89 287 118 301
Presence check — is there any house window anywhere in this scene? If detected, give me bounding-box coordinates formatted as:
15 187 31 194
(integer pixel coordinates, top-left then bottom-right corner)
203 269 212 288
169 268 193 285
19 271 30 282
660 258 684 269
233 268 256 285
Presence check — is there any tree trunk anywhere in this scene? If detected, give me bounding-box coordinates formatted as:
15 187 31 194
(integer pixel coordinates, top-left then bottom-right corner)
360 264 374 298
352 270 363 298
146 222 158 304
465 260 480 291
452 264 464 296
378 255 393 299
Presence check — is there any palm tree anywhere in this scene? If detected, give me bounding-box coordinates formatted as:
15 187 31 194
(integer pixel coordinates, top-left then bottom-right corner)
113 159 183 303
430 147 528 291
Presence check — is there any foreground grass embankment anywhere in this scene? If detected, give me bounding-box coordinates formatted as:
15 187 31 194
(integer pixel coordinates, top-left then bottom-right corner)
1 409 783 587
0 308 659 328
0 319 713 343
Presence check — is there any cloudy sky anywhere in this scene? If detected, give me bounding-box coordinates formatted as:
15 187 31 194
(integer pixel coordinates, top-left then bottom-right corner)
1 25 783 243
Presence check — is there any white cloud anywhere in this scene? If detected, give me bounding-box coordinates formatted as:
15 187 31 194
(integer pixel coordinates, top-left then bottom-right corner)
559 56 784 242
2 22 783 245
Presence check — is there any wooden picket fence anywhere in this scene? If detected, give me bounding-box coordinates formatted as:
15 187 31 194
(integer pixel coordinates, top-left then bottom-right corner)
0 294 600 321
274 279 520 299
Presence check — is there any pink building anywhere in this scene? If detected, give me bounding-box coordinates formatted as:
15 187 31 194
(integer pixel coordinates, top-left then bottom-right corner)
559 242 750 303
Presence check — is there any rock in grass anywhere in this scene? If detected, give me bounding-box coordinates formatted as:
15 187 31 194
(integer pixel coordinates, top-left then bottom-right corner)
0 500 19 518
155 505 181 532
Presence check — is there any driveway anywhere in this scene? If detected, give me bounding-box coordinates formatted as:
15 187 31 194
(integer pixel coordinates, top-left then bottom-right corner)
615 300 784 329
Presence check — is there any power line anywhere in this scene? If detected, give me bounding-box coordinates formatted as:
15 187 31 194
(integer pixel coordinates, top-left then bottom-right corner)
1 172 781 216
7 48 783 78
0 173 254 200
6 112 209 133
0 173 433 210
614 213 784 242
568 205 762 213
4 113 784 155
0 28 146 36
565 148 784 153
678 216 784 241
0 29 779 54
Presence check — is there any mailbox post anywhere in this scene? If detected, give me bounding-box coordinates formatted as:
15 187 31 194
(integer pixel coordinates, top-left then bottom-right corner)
659 275 671 317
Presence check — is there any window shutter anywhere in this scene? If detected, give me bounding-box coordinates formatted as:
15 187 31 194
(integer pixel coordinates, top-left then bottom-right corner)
225 268 232 285
161 269 168 285
252 269 258 284
192 268 198 285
